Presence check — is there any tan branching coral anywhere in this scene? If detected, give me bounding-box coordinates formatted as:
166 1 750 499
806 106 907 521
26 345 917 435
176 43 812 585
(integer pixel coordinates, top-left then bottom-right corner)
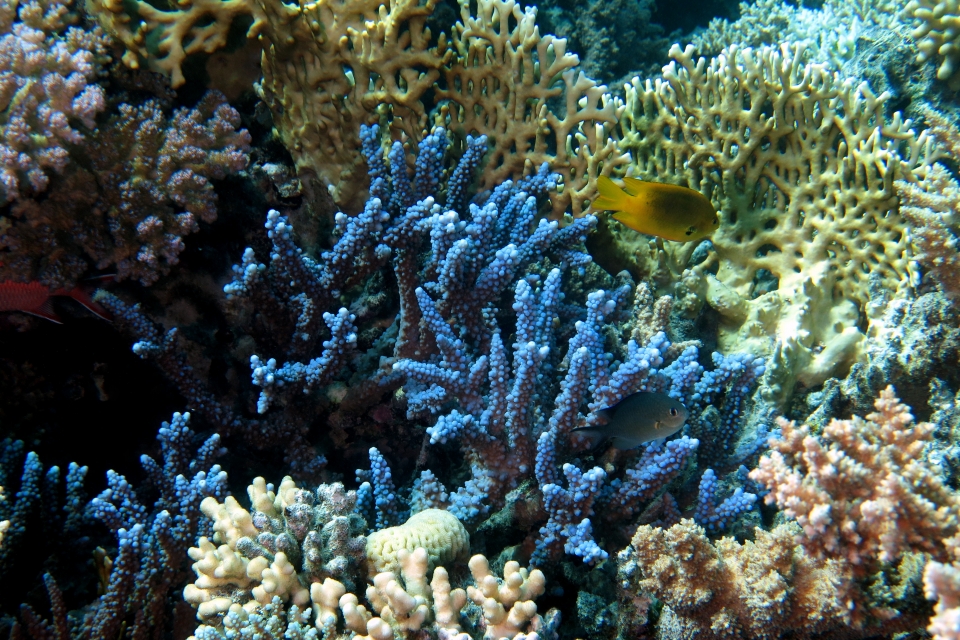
907 0 960 89
619 519 851 639
438 0 628 217
618 43 934 403
87 0 624 215
256 0 449 209
750 386 960 621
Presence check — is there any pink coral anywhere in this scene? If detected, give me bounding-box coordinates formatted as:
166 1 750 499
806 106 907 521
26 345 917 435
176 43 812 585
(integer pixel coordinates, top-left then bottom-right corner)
0 92 250 287
926 560 960 640
750 386 960 575
0 0 109 200
750 387 960 620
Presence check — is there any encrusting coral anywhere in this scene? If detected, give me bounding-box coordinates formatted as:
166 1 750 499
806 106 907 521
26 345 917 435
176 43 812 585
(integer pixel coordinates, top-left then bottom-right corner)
618 42 935 405
620 520 850 639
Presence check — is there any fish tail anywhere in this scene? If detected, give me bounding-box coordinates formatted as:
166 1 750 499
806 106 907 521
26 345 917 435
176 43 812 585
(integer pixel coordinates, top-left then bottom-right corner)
591 175 629 212
66 282 112 321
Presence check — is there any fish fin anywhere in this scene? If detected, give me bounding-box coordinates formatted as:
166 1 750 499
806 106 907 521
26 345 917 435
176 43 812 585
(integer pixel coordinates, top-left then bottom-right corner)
65 286 111 321
610 436 646 450
611 211 652 235
620 176 649 196
595 407 614 423
591 175 630 212
571 427 605 450
25 299 63 324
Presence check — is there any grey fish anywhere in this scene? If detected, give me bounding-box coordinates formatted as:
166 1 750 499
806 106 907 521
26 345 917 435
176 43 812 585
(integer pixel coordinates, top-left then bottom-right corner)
573 391 688 449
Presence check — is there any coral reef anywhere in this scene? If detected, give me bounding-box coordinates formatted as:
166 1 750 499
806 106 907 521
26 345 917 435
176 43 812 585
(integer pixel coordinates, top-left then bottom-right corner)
85 0 626 215
5 0 960 639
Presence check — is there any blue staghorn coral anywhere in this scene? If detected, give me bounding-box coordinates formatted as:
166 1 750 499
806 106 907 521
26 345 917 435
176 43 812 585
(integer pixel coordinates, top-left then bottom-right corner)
3 81 768 640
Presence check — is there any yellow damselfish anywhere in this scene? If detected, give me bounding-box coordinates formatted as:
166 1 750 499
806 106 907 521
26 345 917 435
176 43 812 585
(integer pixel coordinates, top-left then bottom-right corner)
592 175 719 242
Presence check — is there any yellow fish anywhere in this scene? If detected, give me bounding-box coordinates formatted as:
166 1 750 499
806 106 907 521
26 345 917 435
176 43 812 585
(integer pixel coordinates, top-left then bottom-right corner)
592 175 719 242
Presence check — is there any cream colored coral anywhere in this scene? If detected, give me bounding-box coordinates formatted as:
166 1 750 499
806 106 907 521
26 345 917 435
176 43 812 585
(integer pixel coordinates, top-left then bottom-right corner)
907 0 960 89
365 509 469 576
310 547 471 638
200 495 258 549
248 552 310 607
619 43 933 405
431 566 467 633
366 548 430 632
338 591 375 634
311 578 345 636
466 555 546 640
183 537 253 619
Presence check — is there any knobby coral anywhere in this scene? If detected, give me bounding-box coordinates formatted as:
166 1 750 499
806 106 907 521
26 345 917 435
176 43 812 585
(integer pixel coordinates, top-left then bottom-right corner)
750 386 960 622
907 0 960 89
0 0 108 201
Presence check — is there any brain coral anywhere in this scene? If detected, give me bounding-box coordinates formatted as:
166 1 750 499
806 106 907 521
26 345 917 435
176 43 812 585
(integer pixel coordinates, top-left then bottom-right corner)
618 43 934 404
365 509 470 577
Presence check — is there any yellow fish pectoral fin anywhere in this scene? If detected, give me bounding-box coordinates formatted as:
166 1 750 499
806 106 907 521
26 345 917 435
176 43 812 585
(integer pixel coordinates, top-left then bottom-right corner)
611 211 647 234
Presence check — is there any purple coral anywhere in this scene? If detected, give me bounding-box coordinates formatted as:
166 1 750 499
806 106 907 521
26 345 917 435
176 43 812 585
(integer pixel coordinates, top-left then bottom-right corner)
1 91 250 287
0 0 108 200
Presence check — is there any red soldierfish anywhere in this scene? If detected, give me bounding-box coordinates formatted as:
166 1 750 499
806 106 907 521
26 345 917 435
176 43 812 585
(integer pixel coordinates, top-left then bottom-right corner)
0 280 111 323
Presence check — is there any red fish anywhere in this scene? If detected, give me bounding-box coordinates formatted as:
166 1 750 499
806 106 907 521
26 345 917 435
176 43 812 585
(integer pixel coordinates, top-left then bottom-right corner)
0 279 112 323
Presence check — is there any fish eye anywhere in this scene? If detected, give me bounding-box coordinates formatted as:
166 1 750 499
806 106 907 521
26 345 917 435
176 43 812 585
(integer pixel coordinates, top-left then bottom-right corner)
670 407 678 416
713 216 719 224
685 226 696 236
